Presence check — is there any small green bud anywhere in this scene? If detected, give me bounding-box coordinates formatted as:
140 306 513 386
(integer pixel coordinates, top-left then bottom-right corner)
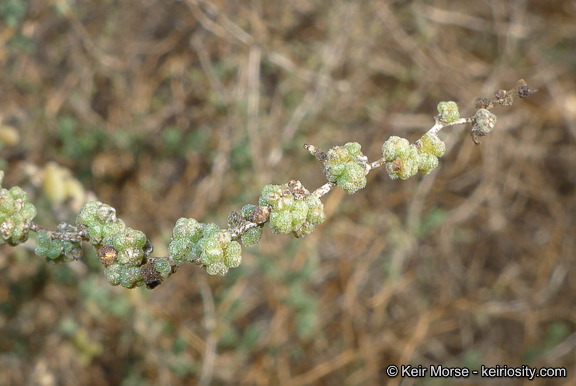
224 241 242 268
259 184 281 206
8 186 26 201
305 195 326 225
276 194 294 211
398 157 419 180
225 254 242 269
172 218 204 242
11 211 24 225
121 266 144 288
205 261 228 276
168 238 191 264
112 231 128 251
116 247 144 266
269 210 293 234
7 227 26 246
21 203 37 219
382 136 410 162
337 163 367 194
191 242 203 258
290 200 308 228
343 142 362 158
35 232 59 260
326 162 347 177
104 264 124 286
0 198 15 215
96 204 117 224
87 224 104 245
417 150 440 175
331 146 350 162
101 219 126 240
124 228 147 249
437 101 460 124
419 133 446 158
200 238 223 266
77 201 100 225
294 221 316 238
203 223 221 239
34 232 81 263
241 226 263 247
241 204 258 219
154 258 172 279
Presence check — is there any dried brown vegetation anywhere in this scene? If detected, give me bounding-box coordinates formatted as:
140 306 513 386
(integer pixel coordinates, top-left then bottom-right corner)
1 1 575 385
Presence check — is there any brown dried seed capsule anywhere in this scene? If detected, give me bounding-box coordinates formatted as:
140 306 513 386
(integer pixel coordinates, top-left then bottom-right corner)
287 180 310 200
470 108 497 145
495 89 507 100
140 258 163 289
249 206 271 224
518 85 537 98
392 157 403 172
518 85 530 98
494 88 514 106
474 97 493 110
97 246 118 266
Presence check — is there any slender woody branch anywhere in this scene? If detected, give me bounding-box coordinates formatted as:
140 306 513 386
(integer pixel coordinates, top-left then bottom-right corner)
0 80 537 289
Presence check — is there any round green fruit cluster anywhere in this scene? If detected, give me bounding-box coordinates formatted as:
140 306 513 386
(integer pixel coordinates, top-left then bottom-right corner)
382 134 446 180
168 218 242 276
77 201 125 245
77 201 150 288
104 226 152 287
437 101 460 124
35 224 82 264
322 142 368 194
0 171 37 246
259 183 325 237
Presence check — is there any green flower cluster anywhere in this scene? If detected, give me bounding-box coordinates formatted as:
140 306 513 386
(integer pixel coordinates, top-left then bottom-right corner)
259 183 325 237
0 171 37 246
322 142 368 194
168 218 242 276
437 101 460 124
77 201 150 288
382 133 446 180
35 224 82 264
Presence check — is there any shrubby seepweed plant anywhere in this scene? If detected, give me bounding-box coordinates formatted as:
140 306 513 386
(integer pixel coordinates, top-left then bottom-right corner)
0 80 537 289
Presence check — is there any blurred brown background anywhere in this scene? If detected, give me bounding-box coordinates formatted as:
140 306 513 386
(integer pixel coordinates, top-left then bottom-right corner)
1 0 575 385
